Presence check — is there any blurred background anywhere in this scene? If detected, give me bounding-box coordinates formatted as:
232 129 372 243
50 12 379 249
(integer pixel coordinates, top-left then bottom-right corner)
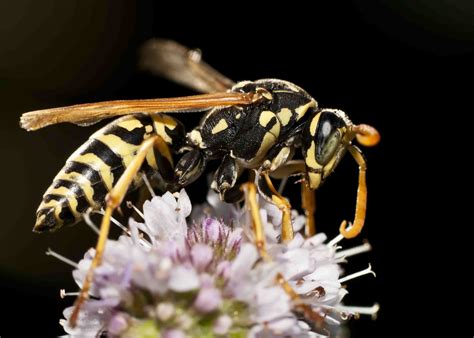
0 0 471 336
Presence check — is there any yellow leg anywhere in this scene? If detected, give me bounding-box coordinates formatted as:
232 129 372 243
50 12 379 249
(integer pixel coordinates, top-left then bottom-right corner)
301 183 316 237
241 182 268 259
339 145 368 239
275 273 324 327
70 136 163 327
262 173 293 242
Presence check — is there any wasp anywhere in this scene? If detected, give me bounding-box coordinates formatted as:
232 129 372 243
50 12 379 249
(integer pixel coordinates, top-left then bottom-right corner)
20 39 380 326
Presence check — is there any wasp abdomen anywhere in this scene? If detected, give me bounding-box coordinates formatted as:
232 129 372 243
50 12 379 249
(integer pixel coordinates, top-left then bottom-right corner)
33 114 159 232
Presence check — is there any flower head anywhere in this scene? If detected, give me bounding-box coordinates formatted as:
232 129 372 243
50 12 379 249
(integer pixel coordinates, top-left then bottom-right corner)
57 188 377 337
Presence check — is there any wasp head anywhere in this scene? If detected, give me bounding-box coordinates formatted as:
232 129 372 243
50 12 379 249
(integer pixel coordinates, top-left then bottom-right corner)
302 109 354 189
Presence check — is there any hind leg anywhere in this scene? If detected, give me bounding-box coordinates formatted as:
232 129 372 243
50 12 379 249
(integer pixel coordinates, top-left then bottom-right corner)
69 135 169 327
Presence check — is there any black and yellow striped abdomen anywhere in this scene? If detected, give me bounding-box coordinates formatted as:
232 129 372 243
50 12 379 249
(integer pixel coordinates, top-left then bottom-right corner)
34 113 183 232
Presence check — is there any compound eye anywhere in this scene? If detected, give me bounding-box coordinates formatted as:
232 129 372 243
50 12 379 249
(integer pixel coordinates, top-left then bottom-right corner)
318 130 341 165
316 112 345 165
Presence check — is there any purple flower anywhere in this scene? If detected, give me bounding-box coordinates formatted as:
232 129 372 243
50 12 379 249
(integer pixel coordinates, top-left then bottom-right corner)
57 188 378 337
194 287 222 313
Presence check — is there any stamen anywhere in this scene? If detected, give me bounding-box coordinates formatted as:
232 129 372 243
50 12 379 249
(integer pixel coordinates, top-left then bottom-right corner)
335 242 372 259
327 234 344 247
84 208 100 235
92 210 129 234
46 248 79 268
110 216 129 233
142 174 156 197
60 289 80 299
337 303 380 319
126 201 145 220
339 264 376 283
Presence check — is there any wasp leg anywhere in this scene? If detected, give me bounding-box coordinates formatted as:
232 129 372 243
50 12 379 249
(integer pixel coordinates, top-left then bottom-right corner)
70 135 164 327
264 159 316 237
267 160 306 179
275 273 326 332
257 172 293 242
339 145 368 239
210 154 246 203
260 161 307 241
263 145 294 172
174 148 206 187
241 182 268 259
301 183 316 237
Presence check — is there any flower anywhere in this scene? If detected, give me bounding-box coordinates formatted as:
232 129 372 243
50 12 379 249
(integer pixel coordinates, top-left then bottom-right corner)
56 188 378 337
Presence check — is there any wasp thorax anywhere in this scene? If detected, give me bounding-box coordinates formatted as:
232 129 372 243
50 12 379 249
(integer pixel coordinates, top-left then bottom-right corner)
302 109 353 189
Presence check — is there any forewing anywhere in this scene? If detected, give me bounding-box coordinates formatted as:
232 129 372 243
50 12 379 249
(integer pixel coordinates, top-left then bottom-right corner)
20 92 258 131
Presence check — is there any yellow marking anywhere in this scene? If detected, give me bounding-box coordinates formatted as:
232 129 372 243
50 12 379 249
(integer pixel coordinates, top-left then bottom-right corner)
269 118 281 138
277 108 292 126
39 199 60 209
41 186 81 218
74 152 114 190
259 111 275 127
47 186 72 196
235 113 241 119
211 119 229 134
117 119 143 131
145 125 153 133
189 130 204 148
323 155 338 178
152 114 178 144
54 172 97 206
94 133 140 169
36 214 46 225
67 196 80 217
305 141 322 170
295 100 317 120
255 132 277 159
54 206 62 222
308 172 321 190
309 113 321 136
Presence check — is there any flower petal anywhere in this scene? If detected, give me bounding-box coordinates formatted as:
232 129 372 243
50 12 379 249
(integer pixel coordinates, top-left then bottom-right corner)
177 189 192 217
281 247 315 280
194 287 222 313
107 312 129 335
213 314 233 335
230 243 258 277
168 266 200 292
61 306 107 337
191 243 213 271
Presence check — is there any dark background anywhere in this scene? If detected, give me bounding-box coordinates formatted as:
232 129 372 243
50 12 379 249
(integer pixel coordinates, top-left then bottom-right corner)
0 1 470 336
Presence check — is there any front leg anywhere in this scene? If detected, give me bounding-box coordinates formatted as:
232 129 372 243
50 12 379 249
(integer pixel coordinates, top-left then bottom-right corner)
261 129 302 172
174 148 206 187
256 171 294 242
211 154 244 203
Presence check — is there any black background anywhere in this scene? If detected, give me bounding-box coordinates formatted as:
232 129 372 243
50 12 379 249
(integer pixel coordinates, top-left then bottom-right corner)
0 1 470 336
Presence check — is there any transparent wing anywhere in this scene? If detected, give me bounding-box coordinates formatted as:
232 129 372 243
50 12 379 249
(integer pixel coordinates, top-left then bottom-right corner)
140 39 235 93
20 92 259 131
